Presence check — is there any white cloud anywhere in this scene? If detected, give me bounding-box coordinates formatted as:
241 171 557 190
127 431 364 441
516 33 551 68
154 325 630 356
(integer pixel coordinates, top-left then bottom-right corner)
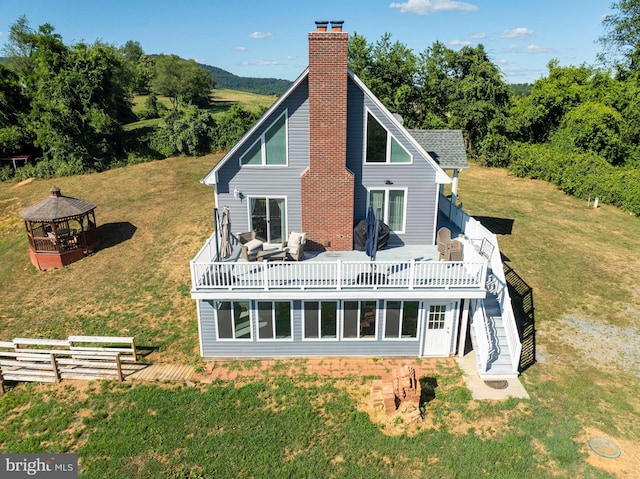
241 60 280 66
389 0 478 15
502 27 533 39
448 39 471 46
525 44 553 54
498 59 508 65
286 55 296 61
470 32 486 39
251 32 273 39
502 45 518 53
234 46 247 52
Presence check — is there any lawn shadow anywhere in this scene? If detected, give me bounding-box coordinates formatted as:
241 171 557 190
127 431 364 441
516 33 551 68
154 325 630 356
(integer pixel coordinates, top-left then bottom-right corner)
96 222 137 250
419 376 438 404
136 345 160 360
503 263 536 373
473 216 514 235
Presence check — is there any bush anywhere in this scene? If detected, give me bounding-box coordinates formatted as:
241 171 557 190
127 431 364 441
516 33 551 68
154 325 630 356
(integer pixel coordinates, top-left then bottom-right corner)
509 142 640 216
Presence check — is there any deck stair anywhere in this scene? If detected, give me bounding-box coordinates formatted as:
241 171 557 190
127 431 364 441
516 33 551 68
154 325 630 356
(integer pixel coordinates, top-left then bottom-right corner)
470 266 518 379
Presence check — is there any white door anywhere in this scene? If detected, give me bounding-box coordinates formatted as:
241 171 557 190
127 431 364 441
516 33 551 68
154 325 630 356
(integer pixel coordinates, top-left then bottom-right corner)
422 303 453 356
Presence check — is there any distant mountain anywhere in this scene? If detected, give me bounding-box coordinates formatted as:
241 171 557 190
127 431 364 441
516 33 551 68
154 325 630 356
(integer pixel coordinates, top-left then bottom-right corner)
199 64 292 96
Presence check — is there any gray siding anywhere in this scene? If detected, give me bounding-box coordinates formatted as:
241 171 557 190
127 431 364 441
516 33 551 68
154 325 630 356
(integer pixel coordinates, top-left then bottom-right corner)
215 78 310 235
346 79 439 246
199 299 422 358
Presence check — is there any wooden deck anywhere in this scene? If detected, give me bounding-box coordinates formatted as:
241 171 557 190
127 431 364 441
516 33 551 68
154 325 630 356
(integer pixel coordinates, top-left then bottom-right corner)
127 363 196 381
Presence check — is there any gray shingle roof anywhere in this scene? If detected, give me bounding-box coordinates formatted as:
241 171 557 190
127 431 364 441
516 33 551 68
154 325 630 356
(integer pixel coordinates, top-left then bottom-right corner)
19 187 96 221
408 129 468 170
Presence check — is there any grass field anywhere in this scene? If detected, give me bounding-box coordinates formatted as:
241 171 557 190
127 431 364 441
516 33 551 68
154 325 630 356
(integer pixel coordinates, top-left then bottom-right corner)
1 157 639 478
126 88 277 130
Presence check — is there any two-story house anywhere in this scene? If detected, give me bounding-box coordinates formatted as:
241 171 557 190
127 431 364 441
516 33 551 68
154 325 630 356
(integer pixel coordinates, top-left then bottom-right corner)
190 21 522 378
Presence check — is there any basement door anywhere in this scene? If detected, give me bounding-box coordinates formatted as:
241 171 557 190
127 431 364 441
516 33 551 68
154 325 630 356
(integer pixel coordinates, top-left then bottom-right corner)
422 303 453 356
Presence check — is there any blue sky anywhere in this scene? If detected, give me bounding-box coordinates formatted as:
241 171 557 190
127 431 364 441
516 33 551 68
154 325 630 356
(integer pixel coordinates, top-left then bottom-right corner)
0 0 612 84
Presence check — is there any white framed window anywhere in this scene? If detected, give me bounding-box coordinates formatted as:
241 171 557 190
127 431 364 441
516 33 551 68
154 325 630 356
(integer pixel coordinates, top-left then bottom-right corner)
303 301 338 339
365 110 412 164
384 301 419 339
216 301 252 340
257 301 292 340
368 188 407 233
240 111 288 166
342 300 377 339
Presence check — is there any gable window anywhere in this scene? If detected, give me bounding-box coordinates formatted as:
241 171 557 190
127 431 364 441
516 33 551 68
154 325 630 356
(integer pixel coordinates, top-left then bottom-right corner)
303 301 338 339
365 112 411 164
369 189 406 233
216 301 251 340
343 301 377 339
384 301 419 339
257 301 292 340
241 112 287 166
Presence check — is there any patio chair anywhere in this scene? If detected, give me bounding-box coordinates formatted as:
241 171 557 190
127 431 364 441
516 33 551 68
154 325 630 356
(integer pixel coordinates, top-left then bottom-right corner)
237 231 263 261
281 231 307 261
437 227 451 260
437 227 463 261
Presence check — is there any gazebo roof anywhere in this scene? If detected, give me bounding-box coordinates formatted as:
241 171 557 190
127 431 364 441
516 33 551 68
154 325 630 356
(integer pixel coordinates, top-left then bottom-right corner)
19 186 96 221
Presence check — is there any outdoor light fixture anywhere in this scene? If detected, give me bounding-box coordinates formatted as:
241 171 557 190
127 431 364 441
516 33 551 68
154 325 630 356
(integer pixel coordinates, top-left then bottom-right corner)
233 188 240 198
384 180 393 185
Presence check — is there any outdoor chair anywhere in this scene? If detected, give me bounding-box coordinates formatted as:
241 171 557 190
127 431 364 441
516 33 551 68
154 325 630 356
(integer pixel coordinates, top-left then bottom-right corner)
238 231 263 261
437 227 463 261
281 231 306 261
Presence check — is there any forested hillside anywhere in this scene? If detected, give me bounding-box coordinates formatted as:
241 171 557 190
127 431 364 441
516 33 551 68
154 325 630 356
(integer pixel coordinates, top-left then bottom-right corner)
199 64 291 96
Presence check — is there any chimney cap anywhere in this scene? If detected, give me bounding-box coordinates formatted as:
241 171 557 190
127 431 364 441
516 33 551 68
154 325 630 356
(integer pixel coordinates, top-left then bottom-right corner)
330 20 344 32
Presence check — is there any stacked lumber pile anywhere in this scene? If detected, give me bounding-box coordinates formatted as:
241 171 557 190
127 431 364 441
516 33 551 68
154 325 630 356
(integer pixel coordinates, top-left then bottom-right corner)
371 365 422 422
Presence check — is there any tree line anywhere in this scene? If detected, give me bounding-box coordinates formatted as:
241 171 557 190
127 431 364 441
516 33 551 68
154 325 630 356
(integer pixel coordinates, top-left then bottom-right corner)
2 3 640 216
347 0 640 215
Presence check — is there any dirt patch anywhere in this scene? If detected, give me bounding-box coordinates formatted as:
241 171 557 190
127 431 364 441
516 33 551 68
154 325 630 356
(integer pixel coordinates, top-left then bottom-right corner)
579 427 640 478
556 315 640 377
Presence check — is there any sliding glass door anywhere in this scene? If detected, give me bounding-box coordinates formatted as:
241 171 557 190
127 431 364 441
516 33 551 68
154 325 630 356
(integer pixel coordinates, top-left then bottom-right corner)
250 197 286 244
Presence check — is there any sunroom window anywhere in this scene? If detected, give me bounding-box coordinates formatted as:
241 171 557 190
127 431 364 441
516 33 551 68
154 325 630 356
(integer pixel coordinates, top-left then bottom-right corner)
216 301 251 340
384 301 419 339
365 112 411 164
257 301 292 340
303 301 338 339
241 112 287 166
343 301 377 339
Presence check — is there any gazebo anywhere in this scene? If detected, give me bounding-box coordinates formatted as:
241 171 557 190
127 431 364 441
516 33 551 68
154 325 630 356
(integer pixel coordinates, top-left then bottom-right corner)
19 186 100 270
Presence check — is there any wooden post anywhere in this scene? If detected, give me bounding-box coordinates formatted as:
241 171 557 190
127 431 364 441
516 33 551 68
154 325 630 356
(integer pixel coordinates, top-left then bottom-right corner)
115 354 123 382
130 338 137 361
50 353 60 382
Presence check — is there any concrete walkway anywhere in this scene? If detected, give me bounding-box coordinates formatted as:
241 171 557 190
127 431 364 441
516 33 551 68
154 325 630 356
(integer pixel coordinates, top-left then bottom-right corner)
456 352 529 400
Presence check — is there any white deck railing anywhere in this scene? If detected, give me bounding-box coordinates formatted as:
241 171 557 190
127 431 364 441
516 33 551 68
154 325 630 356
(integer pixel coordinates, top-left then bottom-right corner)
471 299 490 373
191 257 487 292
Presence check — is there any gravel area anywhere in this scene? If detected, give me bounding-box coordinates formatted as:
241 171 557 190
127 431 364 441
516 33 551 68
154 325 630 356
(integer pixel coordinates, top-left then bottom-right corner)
558 314 640 377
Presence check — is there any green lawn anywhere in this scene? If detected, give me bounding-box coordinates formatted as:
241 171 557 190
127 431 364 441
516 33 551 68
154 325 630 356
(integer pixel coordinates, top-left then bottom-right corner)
1 158 638 478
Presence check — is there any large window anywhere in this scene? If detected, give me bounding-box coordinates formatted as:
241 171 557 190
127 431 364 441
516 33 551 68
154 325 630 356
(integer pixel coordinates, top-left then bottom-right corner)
250 197 286 243
343 301 377 339
384 301 419 339
369 189 406 232
241 112 287 166
303 301 338 339
216 301 251 340
365 112 411 164
257 301 292 340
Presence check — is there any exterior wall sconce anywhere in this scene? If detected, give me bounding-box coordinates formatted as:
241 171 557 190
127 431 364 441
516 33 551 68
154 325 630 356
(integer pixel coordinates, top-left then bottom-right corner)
384 180 393 185
233 188 240 198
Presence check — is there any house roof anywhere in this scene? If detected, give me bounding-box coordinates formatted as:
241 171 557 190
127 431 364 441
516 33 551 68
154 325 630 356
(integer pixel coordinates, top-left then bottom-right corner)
202 69 452 186
19 186 96 221
408 130 468 170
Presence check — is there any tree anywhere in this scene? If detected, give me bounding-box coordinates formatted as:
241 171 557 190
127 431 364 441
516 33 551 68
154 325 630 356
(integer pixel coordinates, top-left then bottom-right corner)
0 64 30 155
598 0 640 74
151 54 214 108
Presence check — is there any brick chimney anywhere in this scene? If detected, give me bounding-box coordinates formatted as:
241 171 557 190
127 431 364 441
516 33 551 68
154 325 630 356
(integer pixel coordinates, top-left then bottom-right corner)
301 20 354 251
